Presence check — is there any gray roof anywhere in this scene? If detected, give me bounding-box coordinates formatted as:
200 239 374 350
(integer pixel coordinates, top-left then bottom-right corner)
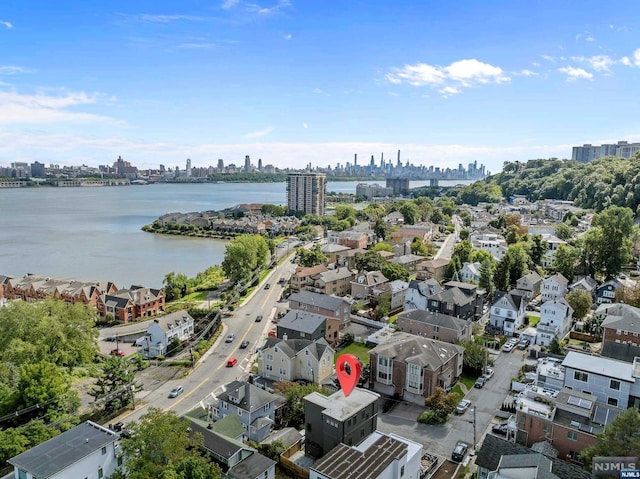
278 310 326 335
407 279 442 298
311 434 407 479
443 281 478 294
599 303 640 333
428 287 473 307
8 421 118 479
227 451 276 479
218 380 277 413
261 337 332 359
562 351 634 382
148 311 194 332
261 427 303 449
496 454 559 479
288 291 346 312
476 435 591 479
305 387 379 422
188 420 248 459
314 267 354 282
373 279 408 295
398 309 469 332
569 276 597 292
389 253 426 265
545 273 569 287
369 332 464 371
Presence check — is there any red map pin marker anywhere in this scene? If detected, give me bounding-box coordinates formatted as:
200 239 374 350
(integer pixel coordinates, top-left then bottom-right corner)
336 353 361 397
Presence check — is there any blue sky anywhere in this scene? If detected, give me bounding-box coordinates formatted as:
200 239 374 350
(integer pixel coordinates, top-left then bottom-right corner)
1 0 640 173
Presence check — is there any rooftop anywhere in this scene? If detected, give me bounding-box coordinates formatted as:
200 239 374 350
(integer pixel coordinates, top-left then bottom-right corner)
288 290 346 312
562 351 635 382
305 387 379 422
277 310 327 334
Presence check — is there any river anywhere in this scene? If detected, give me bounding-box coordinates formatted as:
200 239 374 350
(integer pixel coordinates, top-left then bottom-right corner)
0 180 472 288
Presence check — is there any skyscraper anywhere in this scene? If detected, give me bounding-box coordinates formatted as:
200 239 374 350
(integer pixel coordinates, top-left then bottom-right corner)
185 158 191 177
287 172 326 216
244 155 251 172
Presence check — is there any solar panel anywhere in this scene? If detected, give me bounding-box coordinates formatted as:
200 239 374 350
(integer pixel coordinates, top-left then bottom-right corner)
567 395 580 406
567 395 592 409
593 406 608 425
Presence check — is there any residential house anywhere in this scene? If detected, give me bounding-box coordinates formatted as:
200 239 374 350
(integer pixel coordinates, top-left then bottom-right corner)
372 280 409 311
258 338 335 384
425 286 477 320
404 279 442 312
277 310 340 346
470 232 508 261
368 332 464 405
390 223 434 244
140 311 195 357
211 380 278 442
306 267 355 297
290 265 329 294
320 243 351 265
475 435 591 479
382 211 404 225
310 431 422 479
97 285 165 322
460 261 482 284
0 274 13 298
304 387 380 459
516 271 543 299
596 278 621 304
598 303 640 362
288 291 351 329
514 385 620 465
539 233 567 268
8 421 123 479
561 351 640 409
488 291 526 337
350 271 388 299
336 230 369 250
541 274 569 302
416 258 450 281
568 276 598 299
535 298 574 347
387 254 426 273
336 248 368 269
187 420 276 479
396 309 472 343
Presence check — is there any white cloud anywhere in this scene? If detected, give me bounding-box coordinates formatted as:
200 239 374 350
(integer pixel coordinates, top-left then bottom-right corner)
571 55 614 72
558 66 593 81
541 55 555 63
634 48 640 66
0 65 27 75
514 69 537 76
313 87 331 96
0 89 119 124
585 35 595 42
302 122 308 129
284 33 292 40
0 21 13 29
245 0 291 15
621 56 632 66
386 58 508 96
244 125 275 138
176 42 215 49
221 0 240 8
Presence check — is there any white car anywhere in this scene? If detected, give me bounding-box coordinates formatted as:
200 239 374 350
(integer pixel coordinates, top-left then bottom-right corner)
225 333 236 343
502 341 516 353
483 368 495 380
455 399 472 415
168 386 184 398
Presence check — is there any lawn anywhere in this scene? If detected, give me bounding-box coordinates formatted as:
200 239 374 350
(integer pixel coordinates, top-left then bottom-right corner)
527 315 541 327
451 384 465 399
181 291 209 302
335 342 372 365
459 372 479 390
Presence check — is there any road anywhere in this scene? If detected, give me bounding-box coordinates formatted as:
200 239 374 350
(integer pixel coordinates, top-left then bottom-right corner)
434 214 462 260
377 346 529 462
115 252 298 424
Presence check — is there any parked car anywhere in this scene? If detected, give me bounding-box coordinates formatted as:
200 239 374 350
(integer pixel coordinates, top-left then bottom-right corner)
483 368 495 381
169 386 184 398
518 338 530 350
451 441 469 462
225 333 236 343
474 376 486 388
110 349 125 357
455 399 472 415
492 423 509 436
255 315 263 322
239 340 250 349
226 358 238 367
502 340 516 353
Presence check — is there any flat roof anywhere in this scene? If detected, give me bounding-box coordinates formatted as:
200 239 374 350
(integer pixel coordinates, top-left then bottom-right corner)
305 387 379 422
562 351 634 382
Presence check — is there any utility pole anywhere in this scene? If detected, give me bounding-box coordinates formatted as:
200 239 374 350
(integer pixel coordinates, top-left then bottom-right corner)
473 406 477 454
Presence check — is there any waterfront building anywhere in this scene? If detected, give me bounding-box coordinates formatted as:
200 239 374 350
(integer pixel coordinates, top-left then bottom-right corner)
286 172 326 216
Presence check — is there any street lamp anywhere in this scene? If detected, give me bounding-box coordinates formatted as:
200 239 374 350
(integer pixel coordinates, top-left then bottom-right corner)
470 407 477 455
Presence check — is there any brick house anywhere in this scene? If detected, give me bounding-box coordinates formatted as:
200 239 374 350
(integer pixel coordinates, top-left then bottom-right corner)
290 265 329 294
416 258 450 281
368 332 464 405
97 286 165 323
305 267 355 297
396 309 472 343
3 274 117 306
276 310 341 346
598 302 640 362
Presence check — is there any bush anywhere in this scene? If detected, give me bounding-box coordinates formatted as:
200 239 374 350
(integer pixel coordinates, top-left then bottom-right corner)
418 409 450 425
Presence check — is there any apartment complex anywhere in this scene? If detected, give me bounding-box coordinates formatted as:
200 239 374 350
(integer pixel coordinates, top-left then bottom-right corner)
571 140 640 163
287 172 327 216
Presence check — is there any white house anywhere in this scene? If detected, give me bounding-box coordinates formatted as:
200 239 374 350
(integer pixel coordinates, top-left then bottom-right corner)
258 337 335 384
460 261 482 284
404 279 442 312
539 233 567 268
141 311 195 357
9 421 122 479
489 291 526 337
470 232 508 261
541 274 569 302
310 431 422 479
536 298 574 347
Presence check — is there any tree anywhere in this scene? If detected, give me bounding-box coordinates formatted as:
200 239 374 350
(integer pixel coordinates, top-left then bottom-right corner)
547 337 564 355
616 284 640 308
479 258 495 298
528 234 548 266
373 218 390 241
381 263 410 282
261 204 287 216
565 289 592 320
555 223 574 241
163 272 189 302
355 251 385 273
581 407 640 468
371 293 391 321
583 314 604 337
459 228 470 241
583 206 634 279
90 356 136 415
371 242 393 253
452 240 473 265
221 234 269 283
493 257 510 292
120 408 219 479
552 244 578 281
505 225 520 245
460 339 489 372
295 244 327 267
273 382 329 428
399 202 420 225
410 237 430 256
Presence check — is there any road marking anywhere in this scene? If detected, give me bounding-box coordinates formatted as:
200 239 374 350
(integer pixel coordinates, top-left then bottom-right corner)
163 376 210 412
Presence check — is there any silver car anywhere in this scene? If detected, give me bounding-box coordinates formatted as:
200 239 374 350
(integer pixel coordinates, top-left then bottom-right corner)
168 386 184 398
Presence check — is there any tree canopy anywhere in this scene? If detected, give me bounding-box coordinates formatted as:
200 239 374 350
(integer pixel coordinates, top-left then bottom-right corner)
581 407 640 468
221 234 270 283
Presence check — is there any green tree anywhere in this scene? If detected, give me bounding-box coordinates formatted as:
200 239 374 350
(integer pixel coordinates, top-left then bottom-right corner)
221 234 269 283
452 240 473 265
410 237 431 256
459 228 470 241
295 244 327 267
583 206 634 278
565 289 592 320
273 382 328 428
120 408 217 479
381 263 410 282
90 356 136 415
335 205 357 222
355 251 386 273
479 258 495 298
547 337 564 355
373 218 390 241
555 223 574 241
581 407 640 468
505 224 520 245
399 202 420 225
261 204 287 216
371 242 393 253
552 244 578 281
163 272 189 302
528 234 548 266
460 338 489 372
424 387 460 414
371 293 391 321
493 258 510 292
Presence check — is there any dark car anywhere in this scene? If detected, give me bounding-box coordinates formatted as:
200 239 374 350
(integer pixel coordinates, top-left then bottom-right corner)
240 340 250 349
474 376 486 388
255 315 263 322
451 441 469 462
264 283 271 290
517 338 530 349
492 423 509 436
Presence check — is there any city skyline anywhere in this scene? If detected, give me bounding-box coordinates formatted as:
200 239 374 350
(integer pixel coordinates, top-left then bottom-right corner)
1 1 640 172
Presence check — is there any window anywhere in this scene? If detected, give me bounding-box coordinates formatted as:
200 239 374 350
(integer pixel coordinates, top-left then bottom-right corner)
98 467 104 479
102 446 107 455
608 397 619 407
434 325 439 333
542 423 550 433
238 409 242 416
279 367 287 375
266 353 273 361
17 470 27 479
610 379 621 391
117 456 123 467
401 465 405 477
568 431 578 441
574 371 588 382
266 364 273 371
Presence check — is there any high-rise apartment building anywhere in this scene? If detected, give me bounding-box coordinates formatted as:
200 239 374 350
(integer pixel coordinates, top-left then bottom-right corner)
571 140 640 163
287 172 326 216
185 158 191 177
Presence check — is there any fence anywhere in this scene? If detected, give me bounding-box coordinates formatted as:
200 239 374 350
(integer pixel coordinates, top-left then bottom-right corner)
280 442 309 479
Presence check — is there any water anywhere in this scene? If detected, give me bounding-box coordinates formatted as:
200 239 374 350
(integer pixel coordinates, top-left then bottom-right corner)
0 179 472 288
